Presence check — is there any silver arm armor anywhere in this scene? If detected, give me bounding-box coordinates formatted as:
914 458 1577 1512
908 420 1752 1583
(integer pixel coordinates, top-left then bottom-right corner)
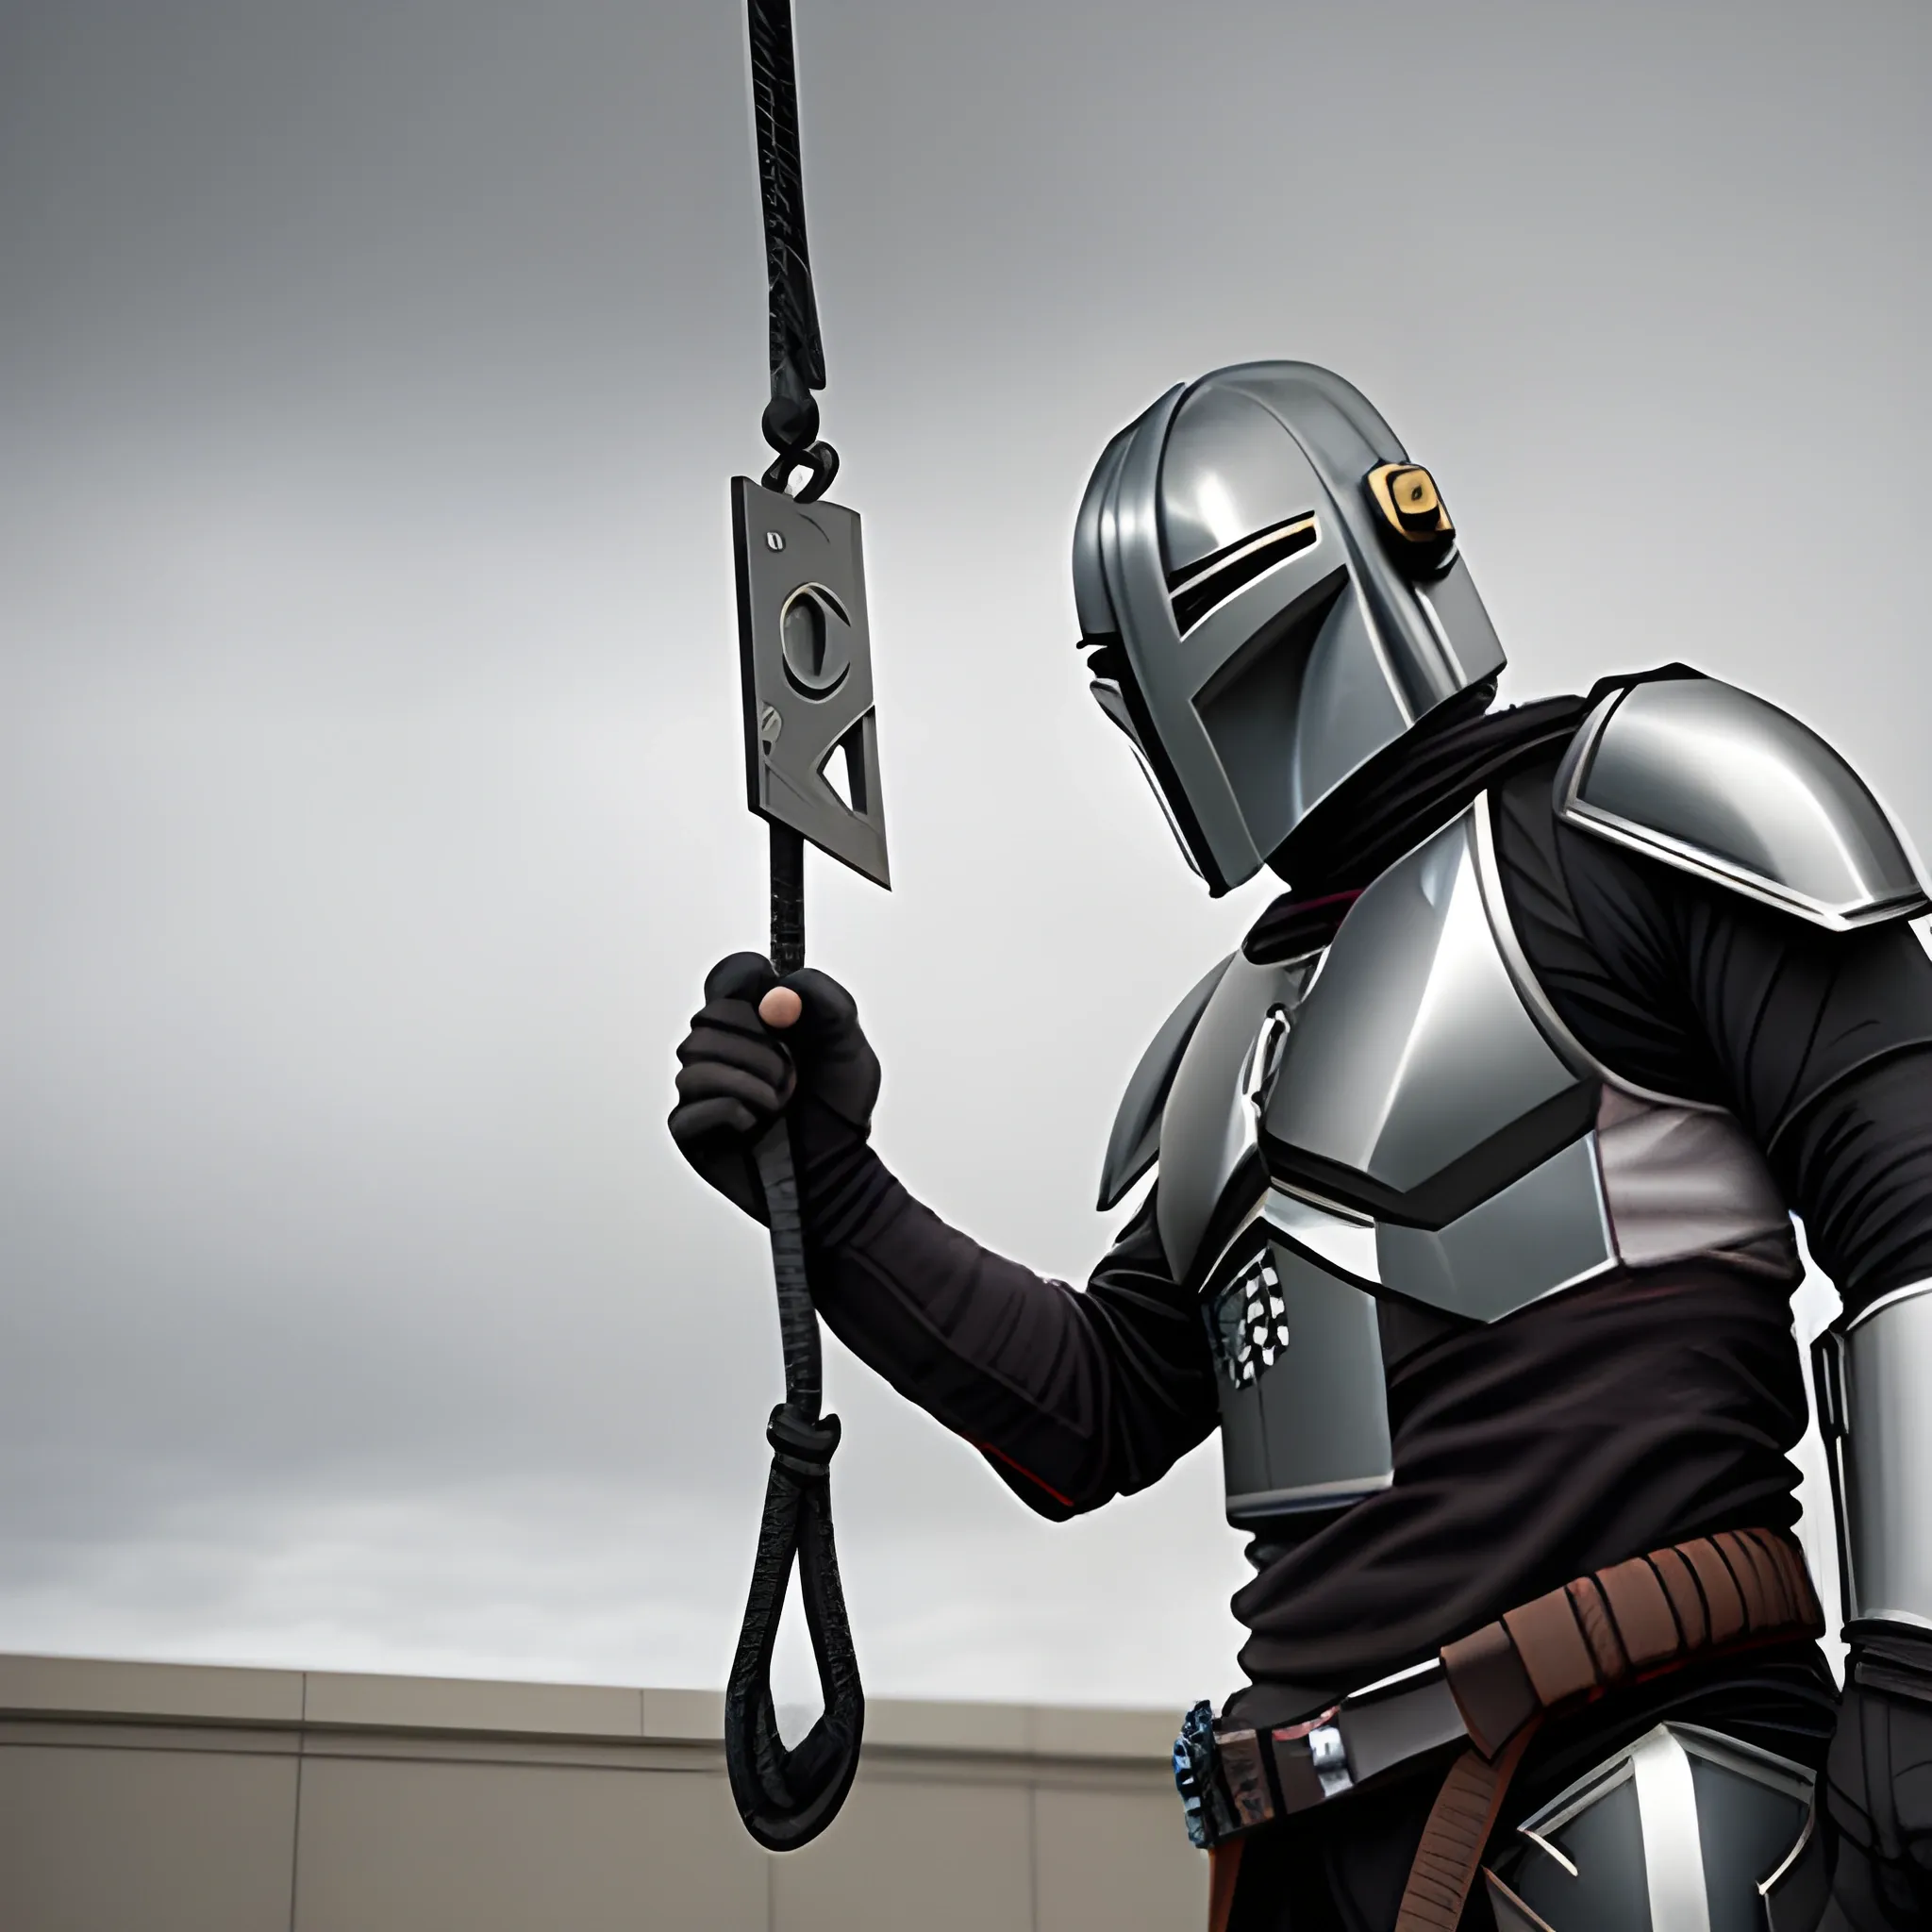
1814 1280 1932 1631
1554 677 1927 931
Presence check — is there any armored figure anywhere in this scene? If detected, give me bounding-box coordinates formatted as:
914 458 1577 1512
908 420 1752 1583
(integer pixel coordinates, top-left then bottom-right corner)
672 364 1932 1928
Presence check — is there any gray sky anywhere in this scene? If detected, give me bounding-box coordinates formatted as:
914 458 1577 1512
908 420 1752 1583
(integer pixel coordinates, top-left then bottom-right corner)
0 0 1924 1708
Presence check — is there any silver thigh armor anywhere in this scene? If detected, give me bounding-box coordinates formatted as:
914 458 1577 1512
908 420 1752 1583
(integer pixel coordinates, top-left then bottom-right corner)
1485 1724 1824 1932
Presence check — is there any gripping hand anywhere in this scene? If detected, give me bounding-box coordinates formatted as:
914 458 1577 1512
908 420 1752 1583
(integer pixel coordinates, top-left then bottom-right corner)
668 952 880 1224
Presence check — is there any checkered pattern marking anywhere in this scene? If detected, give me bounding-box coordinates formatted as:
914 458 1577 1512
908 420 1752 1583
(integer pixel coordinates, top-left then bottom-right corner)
1208 1255 1292 1390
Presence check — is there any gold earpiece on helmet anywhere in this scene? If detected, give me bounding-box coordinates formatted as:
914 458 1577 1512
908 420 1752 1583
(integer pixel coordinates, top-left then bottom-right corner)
1365 463 1456 571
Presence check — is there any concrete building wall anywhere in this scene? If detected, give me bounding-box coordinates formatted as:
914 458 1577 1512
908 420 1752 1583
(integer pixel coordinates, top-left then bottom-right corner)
0 1654 1206 1931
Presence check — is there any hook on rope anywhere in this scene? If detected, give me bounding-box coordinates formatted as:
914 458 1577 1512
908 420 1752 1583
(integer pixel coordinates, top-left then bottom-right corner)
760 390 841 503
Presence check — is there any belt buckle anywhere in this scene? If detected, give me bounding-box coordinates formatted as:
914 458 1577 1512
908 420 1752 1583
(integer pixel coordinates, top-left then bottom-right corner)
1264 1703 1350 1812
1305 1720 1354 1799
1173 1694 1364 1852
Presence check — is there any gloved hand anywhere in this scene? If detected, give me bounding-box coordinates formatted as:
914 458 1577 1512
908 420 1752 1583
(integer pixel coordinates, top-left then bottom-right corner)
1821 1630 1932 1929
668 952 881 1224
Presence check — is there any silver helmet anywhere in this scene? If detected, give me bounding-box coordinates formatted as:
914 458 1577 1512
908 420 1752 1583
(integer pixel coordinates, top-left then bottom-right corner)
1072 362 1507 894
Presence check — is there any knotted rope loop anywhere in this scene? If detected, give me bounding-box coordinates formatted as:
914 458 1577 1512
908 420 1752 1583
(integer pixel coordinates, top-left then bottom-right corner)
767 1403 841 1481
722 1114 863 1850
724 1391 863 1851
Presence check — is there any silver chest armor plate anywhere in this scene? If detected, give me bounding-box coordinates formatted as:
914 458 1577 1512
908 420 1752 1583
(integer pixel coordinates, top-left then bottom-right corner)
1140 796 1795 1530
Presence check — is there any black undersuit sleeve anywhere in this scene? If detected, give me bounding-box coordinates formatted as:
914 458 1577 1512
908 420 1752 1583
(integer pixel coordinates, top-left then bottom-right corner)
1494 760 1932 1319
781 1095 1219 1518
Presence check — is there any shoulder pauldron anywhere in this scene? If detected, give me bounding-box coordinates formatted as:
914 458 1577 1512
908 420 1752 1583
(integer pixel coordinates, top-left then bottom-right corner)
1096 955 1231 1210
1555 676 1927 930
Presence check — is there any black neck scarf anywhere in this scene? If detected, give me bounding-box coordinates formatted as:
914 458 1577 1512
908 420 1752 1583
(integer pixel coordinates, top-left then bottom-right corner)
1242 688 1592 964
1242 667 1709 962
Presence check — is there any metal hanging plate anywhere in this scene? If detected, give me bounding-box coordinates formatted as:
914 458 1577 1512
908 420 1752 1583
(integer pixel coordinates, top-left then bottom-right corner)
732 476 890 887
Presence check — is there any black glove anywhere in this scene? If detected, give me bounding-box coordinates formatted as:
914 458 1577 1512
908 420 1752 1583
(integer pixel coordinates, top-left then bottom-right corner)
668 952 881 1224
1821 1626 1932 1929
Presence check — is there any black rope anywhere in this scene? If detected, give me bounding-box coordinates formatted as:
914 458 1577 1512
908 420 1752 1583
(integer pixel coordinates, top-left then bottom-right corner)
746 0 840 501
722 1162 863 1850
723 979 865 1849
769 819 806 981
723 7 865 1849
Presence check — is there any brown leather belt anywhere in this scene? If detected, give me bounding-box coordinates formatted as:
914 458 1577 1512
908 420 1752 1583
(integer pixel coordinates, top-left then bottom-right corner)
1195 1528 1824 1932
